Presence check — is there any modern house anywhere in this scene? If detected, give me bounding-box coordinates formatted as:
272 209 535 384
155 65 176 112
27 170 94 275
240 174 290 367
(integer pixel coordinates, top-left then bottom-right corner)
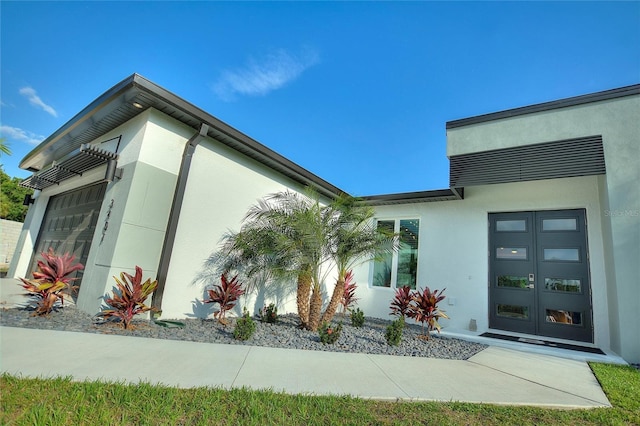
9 75 639 363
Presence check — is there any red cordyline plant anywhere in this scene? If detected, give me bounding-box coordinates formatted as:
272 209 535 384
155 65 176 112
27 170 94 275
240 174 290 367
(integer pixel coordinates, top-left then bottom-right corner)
204 274 246 324
100 266 158 329
19 248 84 316
389 285 412 319
339 270 359 314
407 286 449 339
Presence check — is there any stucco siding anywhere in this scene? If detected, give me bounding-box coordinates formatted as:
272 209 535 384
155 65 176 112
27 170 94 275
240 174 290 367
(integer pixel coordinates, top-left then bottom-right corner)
76 111 189 313
159 134 317 319
446 95 639 362
353 175 610 350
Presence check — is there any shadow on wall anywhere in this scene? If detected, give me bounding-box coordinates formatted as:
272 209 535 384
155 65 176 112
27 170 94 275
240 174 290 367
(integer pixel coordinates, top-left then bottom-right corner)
187 252 296 319
188 298 216 319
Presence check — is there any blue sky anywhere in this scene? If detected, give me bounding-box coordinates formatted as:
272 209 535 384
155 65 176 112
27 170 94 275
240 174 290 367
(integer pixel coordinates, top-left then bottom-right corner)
1 1 638 196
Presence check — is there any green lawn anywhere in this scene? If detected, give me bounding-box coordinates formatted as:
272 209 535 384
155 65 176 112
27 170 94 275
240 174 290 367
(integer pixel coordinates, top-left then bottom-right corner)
1 363 638 425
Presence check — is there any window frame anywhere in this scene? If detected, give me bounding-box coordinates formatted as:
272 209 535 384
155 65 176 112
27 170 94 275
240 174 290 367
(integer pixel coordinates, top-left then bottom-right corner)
370 217 420 290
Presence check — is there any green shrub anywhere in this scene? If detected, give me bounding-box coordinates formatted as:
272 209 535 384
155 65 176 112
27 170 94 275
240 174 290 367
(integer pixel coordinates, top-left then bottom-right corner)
319 321 342 345
350 308 365 327
234 309 256 341
260 303 278 323
385 316 405 346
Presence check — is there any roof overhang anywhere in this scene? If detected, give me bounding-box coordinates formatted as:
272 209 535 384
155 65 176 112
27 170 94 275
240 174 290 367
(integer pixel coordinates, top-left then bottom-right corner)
363 188 462 206
20 73 345 199
446 84 640 129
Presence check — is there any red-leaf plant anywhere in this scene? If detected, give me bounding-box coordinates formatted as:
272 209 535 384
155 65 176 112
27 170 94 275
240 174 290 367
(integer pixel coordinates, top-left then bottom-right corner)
100 266 158 329
407 286 449 339
203 274 246 325
19 248 84 316
339 270 359 314
389 285 412 319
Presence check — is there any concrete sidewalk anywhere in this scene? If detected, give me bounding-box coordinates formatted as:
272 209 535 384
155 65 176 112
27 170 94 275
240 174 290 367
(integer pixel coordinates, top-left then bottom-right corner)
0 326 611 408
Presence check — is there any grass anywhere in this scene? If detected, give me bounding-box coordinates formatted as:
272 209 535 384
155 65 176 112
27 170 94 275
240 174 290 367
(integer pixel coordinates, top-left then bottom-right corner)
1 363 638 425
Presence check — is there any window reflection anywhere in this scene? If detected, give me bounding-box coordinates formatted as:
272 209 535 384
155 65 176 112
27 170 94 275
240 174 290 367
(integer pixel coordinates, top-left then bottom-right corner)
546 309 582 325
373 219 419 289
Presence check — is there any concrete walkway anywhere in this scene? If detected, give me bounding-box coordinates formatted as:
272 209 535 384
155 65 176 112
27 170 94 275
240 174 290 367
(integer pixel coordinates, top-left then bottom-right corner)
0 326 611 409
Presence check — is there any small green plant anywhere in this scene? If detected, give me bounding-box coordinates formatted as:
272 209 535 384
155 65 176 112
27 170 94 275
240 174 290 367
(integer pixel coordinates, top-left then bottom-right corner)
19 248 84 316
319 321 343 345
99 266 158 329
350 307 365 327
234 308 256 341
203 274 246 325
385 316 405 346
260 303 278 323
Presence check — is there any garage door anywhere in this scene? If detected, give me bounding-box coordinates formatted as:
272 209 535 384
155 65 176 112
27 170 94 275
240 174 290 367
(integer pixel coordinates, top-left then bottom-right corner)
29 182 107 292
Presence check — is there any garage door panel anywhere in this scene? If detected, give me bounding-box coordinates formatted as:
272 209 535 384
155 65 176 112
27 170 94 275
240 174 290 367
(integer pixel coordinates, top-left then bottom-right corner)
29 183 107 293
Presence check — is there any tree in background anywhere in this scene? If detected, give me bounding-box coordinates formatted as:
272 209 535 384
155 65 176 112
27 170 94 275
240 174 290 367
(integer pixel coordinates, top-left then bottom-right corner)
0 137 11 156
0 138 33 222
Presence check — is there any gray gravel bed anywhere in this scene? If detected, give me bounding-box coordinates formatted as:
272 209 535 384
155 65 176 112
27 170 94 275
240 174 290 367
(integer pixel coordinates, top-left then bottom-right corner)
0 304 487 360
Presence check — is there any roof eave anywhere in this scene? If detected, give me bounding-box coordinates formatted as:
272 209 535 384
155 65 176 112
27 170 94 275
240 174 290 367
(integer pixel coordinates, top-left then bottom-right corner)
446 83 640 130
363 188 462 206
19 74 345 199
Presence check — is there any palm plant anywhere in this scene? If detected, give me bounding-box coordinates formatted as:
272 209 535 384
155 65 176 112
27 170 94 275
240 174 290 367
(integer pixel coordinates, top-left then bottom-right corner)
218 190 332 330
320 194 398 324
215 189 397 331
0 137 11 156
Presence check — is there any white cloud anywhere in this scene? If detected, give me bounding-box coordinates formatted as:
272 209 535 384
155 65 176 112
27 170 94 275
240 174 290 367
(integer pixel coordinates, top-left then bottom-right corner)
214 48 320 101
19 86 58 117
0 125 45 145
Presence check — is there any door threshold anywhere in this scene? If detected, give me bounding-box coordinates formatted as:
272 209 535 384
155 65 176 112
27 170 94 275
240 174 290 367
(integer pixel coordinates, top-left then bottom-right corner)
480 332 605 355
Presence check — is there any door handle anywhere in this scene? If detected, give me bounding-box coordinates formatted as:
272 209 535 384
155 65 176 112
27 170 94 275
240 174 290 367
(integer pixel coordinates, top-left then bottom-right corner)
528 273 535 289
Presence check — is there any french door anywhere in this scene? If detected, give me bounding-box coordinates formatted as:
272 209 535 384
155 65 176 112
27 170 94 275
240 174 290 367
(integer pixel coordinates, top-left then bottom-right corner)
489 209 593 343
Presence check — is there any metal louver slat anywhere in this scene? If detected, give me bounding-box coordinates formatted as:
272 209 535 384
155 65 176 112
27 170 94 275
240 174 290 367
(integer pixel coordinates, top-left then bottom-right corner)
20 142 119 190
449 136 605 188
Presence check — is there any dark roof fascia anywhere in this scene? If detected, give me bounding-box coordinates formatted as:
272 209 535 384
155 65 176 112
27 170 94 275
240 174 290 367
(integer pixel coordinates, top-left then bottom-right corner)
130 75 346 199
19 74 138 172
362 188 461 206
446 84 640 130
20 74 345 199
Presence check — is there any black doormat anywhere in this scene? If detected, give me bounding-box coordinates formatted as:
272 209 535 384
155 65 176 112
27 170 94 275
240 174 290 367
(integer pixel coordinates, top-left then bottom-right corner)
480 332 606 355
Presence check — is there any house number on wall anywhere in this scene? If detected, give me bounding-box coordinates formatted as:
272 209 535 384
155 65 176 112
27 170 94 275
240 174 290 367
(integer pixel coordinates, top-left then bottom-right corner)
100 199 114 243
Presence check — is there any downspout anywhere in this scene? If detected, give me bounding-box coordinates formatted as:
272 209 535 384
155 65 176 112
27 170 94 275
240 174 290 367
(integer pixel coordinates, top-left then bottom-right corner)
152 123 210 312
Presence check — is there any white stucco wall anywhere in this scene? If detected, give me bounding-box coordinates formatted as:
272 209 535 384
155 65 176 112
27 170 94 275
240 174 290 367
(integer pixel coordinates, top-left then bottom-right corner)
76 109 194 314
10 109 193 315
446 95 639 362
352 175 610 349
159 132 326 319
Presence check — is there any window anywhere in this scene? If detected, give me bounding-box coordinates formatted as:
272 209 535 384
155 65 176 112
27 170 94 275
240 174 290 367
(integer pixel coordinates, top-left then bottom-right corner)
372 219 419 289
